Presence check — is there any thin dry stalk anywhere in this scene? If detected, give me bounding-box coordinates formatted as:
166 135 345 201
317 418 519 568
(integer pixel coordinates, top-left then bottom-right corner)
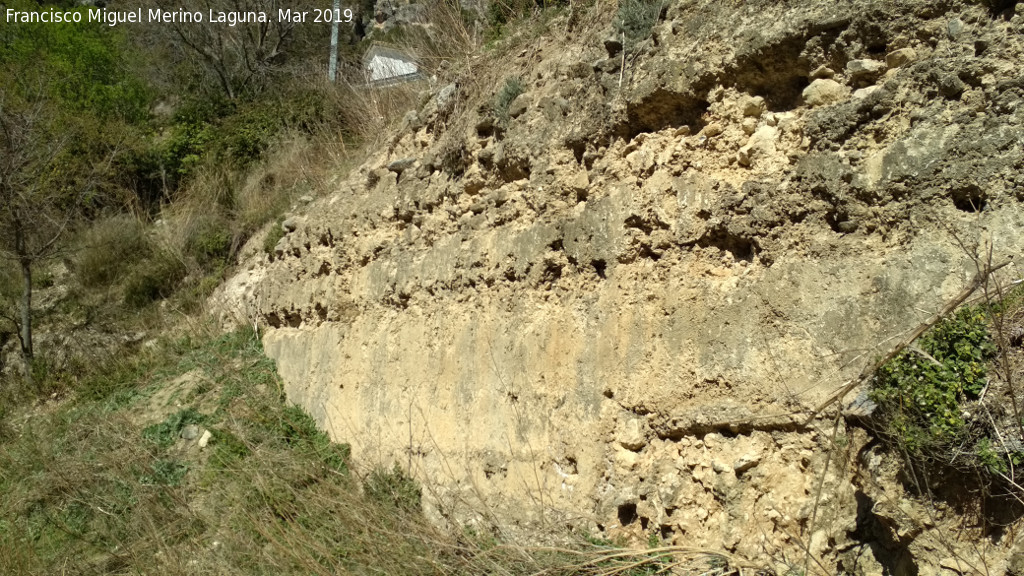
802 412 847 576
979 248 1024 443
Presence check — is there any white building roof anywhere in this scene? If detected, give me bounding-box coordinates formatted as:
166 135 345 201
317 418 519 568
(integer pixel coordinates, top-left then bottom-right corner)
363 44 421 85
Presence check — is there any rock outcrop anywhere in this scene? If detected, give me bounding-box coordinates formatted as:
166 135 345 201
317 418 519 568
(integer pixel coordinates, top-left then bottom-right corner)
214 0 1024 572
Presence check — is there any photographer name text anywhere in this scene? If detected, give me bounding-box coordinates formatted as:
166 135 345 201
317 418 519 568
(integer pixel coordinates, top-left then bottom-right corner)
5 7 354 27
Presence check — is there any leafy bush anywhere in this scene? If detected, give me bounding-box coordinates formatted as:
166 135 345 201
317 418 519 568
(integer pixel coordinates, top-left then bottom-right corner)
162 121 214 182
167 91 331 177
153 96 283 190
217 105 280 167
613 0 664 48
0 0 152 123
975 437 1023 475
870 305 996 455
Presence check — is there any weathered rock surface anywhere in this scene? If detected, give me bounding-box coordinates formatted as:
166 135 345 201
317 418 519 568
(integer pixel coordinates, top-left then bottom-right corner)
804 78 850 107
212 0 1024 572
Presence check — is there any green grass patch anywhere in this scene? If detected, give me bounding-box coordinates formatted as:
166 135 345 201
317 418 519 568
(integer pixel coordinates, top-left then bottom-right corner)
263 218 286 257
210 428 251 466
493 76 525 124
1 324 723 575
365 464 422 512
613 0 664 49
142 408 207 448
140 458 190 486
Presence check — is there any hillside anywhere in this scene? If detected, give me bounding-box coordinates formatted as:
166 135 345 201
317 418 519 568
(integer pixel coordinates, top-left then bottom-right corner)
2 0 1024 574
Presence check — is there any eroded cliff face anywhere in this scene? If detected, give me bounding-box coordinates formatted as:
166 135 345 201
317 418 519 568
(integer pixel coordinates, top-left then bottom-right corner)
214 0 1024 571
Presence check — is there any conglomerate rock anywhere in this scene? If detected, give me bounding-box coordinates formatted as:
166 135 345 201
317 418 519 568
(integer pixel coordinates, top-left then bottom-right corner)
213 0 1024 572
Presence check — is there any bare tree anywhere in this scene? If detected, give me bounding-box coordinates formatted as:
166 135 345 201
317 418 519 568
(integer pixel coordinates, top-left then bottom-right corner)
0 85 107 382
153 0 297 99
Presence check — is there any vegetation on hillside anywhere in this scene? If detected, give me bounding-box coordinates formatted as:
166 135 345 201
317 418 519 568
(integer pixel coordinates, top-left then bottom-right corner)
612 0 663 50
4 0 1023 570
0 0 568 384
0 0 399 374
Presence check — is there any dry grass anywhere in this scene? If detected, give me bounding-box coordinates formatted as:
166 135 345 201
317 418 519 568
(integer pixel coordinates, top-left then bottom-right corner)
234 133 320 235
399 0 482 79
72 215 152 289
327 77 424 151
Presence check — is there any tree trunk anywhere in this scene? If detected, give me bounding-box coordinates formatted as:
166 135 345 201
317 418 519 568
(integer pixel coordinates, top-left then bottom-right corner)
13 219 33 385
19 257 32 363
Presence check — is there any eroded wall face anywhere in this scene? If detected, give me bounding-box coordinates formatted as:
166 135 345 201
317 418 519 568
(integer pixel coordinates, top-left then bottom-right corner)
216 0 1024 570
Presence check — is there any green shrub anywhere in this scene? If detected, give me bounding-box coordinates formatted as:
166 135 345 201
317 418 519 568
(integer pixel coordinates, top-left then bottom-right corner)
162 121 214 181
184 213 233 267
870 305 996 455
156 97 275 187
210 429 251 466
275 405 350 473
0 0 152 123
613 0 663 48
142 408 207 449
140 459 188 486
172 93 323 174
975 437 1022 476
364 464 422 513
263 219 286 257
493 76 525 123
123 251 186 309
217 105 279 167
